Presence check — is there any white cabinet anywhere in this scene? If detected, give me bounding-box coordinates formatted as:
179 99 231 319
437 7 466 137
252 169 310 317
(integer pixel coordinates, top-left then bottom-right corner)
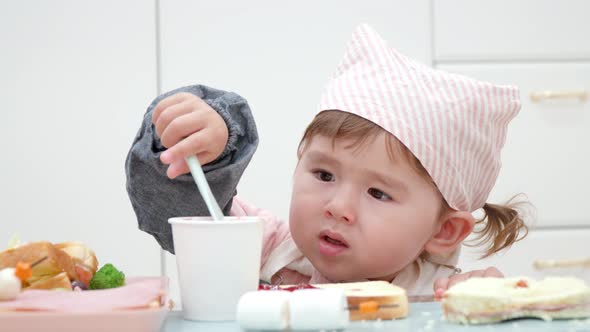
460 229 590 283
435 2 590 277
434 0 590 60
437 63 590 228
0 1 160 277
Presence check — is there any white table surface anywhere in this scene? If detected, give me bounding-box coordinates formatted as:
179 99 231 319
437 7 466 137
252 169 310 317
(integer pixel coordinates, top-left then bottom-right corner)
162 302 590 332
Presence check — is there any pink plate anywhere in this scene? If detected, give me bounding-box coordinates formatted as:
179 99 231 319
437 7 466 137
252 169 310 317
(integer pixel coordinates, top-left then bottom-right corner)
0 306 169 332
0 277 170 331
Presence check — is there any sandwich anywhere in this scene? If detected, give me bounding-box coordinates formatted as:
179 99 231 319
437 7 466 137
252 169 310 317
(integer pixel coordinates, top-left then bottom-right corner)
315 280 409 320
259 280 409 320
442 276 590 324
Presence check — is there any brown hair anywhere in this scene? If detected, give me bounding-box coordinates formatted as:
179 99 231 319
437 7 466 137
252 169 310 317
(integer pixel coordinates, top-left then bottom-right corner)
465 196 530 258
298 110 430 179
299 110 529 258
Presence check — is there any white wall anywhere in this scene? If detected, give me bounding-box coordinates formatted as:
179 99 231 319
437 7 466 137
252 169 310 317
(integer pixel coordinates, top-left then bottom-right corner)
0 1 160 277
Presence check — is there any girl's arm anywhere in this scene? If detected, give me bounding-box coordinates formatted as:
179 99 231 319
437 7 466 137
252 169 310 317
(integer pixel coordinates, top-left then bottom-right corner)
125 85 259 253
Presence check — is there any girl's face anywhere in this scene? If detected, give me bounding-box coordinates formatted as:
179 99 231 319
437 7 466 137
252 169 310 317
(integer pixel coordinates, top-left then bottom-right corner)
289 134 444 282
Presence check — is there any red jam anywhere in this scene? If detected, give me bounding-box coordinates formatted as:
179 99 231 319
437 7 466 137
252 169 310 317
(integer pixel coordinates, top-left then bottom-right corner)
258 283 318 291
515 279 529 288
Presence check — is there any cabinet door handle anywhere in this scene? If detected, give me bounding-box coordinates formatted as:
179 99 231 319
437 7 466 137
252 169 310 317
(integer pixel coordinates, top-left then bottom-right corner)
530 90 588 102
533 257 590 270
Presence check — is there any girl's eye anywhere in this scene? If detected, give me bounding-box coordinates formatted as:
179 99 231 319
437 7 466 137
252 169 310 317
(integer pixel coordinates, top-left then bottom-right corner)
313 170 335 182
368 188 392 201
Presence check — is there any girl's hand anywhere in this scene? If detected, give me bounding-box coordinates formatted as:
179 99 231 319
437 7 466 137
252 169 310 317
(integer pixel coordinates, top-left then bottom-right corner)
433 266 503 300
152 92 229 179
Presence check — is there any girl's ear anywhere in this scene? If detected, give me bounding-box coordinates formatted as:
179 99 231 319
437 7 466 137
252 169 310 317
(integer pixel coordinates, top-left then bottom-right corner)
424 211 475 255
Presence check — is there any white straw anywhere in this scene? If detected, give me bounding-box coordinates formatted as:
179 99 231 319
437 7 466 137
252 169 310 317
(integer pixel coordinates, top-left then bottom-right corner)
185 155 225 221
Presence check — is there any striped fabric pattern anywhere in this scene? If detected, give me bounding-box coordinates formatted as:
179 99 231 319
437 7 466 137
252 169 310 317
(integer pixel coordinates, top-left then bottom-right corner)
317 24 521 212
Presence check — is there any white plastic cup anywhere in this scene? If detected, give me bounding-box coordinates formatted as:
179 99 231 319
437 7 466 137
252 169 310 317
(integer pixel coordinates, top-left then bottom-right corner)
169 216 263 321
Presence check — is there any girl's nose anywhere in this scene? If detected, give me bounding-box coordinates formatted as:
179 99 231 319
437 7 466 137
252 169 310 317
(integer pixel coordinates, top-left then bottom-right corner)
324 188 357 224
324 210 354 224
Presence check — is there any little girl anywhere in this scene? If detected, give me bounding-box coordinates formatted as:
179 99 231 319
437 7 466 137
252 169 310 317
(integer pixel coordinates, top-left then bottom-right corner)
126 24 528 296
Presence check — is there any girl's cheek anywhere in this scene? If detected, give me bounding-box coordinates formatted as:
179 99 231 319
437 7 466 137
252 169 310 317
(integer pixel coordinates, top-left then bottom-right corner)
299 177 323 192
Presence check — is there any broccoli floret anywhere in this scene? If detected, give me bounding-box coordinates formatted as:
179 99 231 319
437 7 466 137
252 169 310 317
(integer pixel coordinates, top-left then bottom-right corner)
89 263 125 290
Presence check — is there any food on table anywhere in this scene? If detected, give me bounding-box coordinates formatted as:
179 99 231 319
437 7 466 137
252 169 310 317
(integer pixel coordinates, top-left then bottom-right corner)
314 280 409 320
14 261 33 281
240 287 351 331
0 239 167 332
259 280 408 320
0 242 79 283
0 277 168 312
442 276 590 324
237 289 293 330
0 240 125 298
258 283 317 291
71 280 88 291
89 263 125 290
289 288 349 330
238 280 409 330
26 271 72 291
54 241 98 286
0 268 21 301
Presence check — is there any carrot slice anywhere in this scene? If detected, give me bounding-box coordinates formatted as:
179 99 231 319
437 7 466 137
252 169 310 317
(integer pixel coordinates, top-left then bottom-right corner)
14 261 32 281
359 301 380 313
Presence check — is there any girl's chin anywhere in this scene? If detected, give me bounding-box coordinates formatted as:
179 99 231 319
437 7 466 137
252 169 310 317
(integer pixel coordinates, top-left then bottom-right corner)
316 263 400 283
312 262 358 282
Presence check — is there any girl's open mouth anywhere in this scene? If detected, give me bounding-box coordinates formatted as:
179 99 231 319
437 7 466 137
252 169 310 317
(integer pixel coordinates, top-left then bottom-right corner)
323 235 347 247
318 231 349 256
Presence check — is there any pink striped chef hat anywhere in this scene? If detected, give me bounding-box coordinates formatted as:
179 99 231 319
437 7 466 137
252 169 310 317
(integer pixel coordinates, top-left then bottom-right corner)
317 24 521 212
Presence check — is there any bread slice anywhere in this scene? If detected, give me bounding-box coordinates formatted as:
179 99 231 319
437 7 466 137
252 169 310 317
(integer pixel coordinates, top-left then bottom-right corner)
442 276 590 324
314 281 409 320
54 241 98 285
26 272 72 291
54 242 98 274
0 242 78 284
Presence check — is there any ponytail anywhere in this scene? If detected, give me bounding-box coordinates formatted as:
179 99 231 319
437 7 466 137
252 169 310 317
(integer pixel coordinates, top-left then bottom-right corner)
466 195 530 258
